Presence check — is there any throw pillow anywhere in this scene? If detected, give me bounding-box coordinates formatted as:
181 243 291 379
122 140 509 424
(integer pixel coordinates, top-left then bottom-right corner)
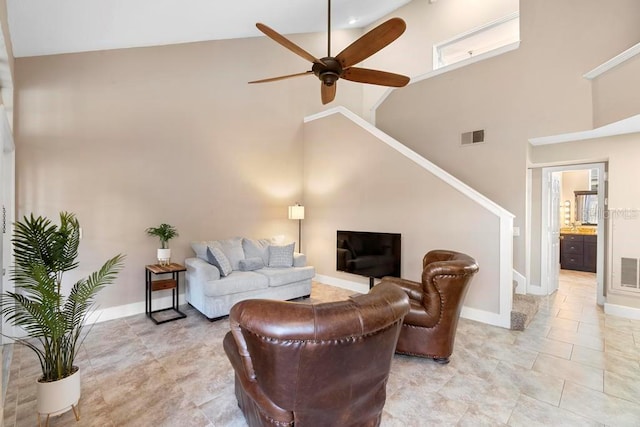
238 257 265 271
212 237 245 271
268 242 295 268
206 246 232 277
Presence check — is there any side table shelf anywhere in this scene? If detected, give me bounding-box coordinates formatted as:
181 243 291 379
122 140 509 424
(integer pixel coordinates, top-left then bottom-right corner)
145 263 187 324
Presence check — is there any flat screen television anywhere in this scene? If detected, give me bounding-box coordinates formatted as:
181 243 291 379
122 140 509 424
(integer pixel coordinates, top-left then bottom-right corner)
337 230 401 286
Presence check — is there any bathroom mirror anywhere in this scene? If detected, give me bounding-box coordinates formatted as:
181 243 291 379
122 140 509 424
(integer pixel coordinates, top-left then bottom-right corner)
575 190 598 225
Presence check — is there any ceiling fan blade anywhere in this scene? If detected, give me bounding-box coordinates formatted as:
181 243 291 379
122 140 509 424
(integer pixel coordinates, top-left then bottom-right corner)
321 83 336 105
336 18 406 68
256 23 325 65
342 67 410 87
249 71 313 84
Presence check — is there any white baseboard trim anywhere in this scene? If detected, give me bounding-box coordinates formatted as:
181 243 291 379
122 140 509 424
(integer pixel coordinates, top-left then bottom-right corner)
604 302 640 320
460 306 510 329
314 274 370 294
86 294 185 324
526 284 546 296
316 274 510 328
91 274 370 324
87 276 514 329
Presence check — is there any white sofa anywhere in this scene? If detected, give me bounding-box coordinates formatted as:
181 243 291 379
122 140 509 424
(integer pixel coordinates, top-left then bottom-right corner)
185 237 314 320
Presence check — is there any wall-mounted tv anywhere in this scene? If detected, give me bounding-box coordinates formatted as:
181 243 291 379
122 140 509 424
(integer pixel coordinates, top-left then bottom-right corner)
337 230 401 286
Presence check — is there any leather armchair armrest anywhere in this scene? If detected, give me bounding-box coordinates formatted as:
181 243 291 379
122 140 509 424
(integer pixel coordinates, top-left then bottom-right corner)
224 332 292 421
381 276 423 302
224 332 252 380
229 310 259 381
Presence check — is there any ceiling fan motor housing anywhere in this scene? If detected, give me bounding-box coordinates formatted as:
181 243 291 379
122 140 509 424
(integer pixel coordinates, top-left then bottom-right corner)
313 57 342 86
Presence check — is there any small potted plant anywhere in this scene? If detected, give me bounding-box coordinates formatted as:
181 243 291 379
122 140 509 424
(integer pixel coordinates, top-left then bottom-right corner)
146 223 179 265
1 212 124 423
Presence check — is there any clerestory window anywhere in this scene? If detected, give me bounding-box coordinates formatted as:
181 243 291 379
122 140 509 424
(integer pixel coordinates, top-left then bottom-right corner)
433 12 520 70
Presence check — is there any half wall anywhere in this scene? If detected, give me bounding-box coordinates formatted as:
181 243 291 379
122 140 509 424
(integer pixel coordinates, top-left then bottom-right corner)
303 107 514 327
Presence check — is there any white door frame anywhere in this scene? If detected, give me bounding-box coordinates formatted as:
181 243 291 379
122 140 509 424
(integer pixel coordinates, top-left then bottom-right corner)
540 163 606 304
540 170 562 295
1 105 15 343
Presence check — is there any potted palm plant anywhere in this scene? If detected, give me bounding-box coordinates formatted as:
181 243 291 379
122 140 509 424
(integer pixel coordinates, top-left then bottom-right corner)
145 223 178 266
0 212 124 423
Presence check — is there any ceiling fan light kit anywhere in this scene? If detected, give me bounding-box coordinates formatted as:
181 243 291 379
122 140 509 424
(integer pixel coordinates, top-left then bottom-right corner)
250 0 410 104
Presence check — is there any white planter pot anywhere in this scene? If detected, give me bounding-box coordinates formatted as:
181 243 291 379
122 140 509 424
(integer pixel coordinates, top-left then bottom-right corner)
157 248 171 266
37 368 81 419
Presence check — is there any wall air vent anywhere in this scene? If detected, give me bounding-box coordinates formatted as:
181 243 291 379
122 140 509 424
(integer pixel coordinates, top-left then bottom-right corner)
620 257 639 289
461 129 485 146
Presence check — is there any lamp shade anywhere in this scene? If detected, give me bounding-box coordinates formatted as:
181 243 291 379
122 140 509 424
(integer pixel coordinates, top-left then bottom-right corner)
288 205 305 220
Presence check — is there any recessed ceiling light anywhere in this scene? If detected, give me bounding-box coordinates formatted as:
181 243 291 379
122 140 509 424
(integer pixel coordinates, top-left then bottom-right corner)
348 18 358 25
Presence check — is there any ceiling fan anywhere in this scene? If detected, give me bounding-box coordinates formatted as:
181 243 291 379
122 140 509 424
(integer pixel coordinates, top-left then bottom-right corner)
249 0 410 104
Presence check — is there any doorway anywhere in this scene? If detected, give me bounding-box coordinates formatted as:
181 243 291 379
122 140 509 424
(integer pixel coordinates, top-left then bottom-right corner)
539 163 606 305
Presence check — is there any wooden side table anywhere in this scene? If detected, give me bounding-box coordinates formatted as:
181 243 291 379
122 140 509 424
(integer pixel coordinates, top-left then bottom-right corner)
145 263 187 324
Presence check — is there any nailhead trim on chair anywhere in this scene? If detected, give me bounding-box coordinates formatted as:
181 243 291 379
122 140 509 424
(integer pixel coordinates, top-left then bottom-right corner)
243 319 403 344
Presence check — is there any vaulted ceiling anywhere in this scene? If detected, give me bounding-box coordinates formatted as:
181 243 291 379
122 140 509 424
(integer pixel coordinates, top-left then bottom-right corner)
6 0 412 57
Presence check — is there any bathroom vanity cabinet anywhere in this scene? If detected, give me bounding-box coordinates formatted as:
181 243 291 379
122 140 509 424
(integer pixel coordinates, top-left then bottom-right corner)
560 233 597 273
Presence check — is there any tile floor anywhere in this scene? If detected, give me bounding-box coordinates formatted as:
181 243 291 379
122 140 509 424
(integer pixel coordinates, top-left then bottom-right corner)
3 271 640 426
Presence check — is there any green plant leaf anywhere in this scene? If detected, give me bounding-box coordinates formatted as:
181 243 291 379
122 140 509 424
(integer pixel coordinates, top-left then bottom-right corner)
145 223 178 249
2 212 125 381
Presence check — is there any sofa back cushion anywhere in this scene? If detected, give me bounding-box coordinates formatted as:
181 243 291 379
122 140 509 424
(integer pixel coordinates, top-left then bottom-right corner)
191 241 211 261
212 237 245 270
242 238 273 265
192 237 245 270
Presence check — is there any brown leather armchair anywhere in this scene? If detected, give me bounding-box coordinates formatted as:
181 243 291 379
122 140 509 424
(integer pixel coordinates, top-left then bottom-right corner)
223 281 410 427
381 250 479 364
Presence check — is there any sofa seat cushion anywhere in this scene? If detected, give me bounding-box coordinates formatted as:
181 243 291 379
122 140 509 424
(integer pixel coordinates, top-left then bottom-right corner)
203 271 268 297
258 266 315 287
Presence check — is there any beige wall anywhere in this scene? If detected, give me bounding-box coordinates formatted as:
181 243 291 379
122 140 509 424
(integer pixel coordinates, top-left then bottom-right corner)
363 0 519 119
14 31 363 309
529 168 542 286
303 113 501 313
11 0 640 316
361 0 519 120
531 133 640 308
374 0 640 276
592 53 640 127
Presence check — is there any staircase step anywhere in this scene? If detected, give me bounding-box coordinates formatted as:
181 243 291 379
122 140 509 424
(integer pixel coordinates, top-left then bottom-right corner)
511 293 541 331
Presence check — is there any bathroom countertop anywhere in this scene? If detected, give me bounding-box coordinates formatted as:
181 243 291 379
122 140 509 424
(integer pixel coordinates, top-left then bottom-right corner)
560 227 597 235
